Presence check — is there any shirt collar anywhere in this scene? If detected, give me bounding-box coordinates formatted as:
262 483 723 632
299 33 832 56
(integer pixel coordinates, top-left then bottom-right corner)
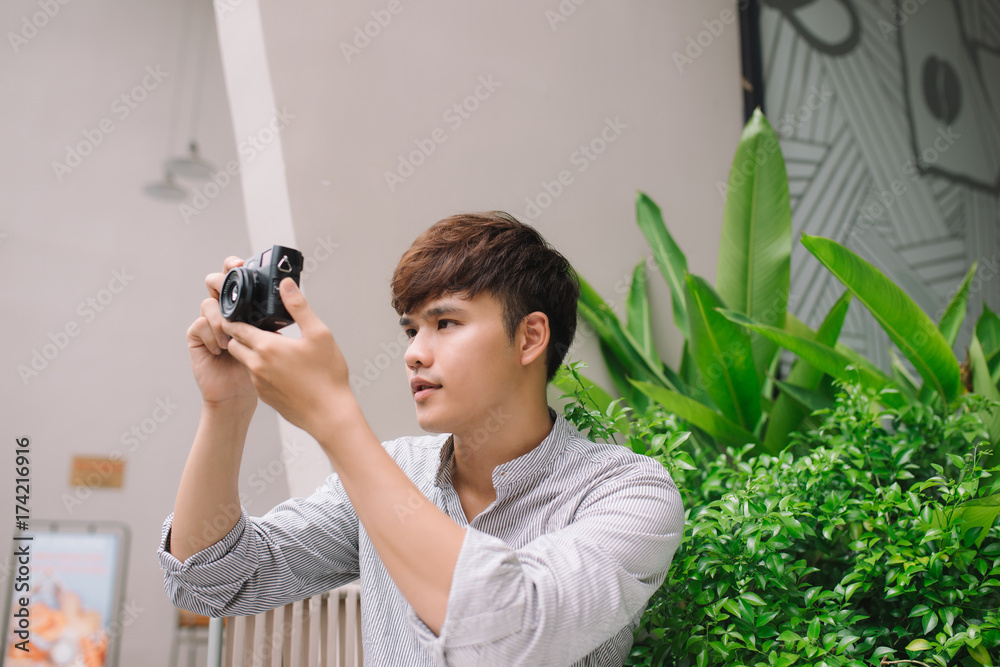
434 408 574 491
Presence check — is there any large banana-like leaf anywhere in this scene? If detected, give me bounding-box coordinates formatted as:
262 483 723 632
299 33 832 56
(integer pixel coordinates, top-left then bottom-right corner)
578 275 683 396
764 291 852 452
976 306 1000 383
718 309 903 408
685 274 761 431
598 340 647 412
773 380 836 414
716 109 791 383
801 234 961 403
931 491 1000 549
630 379 759 448
890 351 920 402
636 191 689 338
678 340 715 409
788 312 889 385
937 262 978 347
955 493 1000 547
626 261 656 361
969 335 1000 469
917 262 978 404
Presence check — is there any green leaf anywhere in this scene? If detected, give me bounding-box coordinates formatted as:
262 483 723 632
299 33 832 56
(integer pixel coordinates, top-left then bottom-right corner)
938 262 978 347
917 262 979 403
722 598 742 618
741 592 766 606
551 368 631 435
685 274 761 431
716 108 792 383
906 639 932 652
775 653 799 667
773 380 836 414
977 305 1000 356
807 618 820 642
953 491 1000 547
968 642 994 666
764 291 851 453
577 276 679 393
922 611 939 634
679 340 713 407
636 191 689 337
801 234 961 403
970 335 1000 468
630 379 760 447
626 260 657 361
598 340 648 413
844 582 863 601
891 350 921 401
976 305 1000 383
718 309 898 405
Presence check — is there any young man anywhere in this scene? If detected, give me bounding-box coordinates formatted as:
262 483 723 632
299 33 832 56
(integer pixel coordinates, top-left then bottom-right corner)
158 212 684 665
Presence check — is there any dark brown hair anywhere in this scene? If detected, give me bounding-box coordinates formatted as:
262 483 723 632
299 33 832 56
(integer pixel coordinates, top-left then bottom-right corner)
391 211 579 382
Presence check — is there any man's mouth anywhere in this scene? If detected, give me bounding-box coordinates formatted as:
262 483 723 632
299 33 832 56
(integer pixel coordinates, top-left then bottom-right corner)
410 377 442 401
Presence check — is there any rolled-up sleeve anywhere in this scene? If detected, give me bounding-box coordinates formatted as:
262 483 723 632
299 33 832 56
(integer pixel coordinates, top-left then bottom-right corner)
407 459 684 665
158 472 361 618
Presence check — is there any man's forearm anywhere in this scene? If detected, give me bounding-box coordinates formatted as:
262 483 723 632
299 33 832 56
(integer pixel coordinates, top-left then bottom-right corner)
169 402 255 562
315 397 464 635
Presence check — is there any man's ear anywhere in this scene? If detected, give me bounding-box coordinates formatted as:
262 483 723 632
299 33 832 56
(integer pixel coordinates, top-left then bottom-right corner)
519 312 550 368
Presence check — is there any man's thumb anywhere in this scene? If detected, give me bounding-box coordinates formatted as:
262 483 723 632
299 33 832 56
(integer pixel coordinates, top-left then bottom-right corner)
279 278 316 326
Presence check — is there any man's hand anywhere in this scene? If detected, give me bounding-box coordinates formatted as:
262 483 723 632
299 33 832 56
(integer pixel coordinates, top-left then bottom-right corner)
221 277 350 442
187 256 258 411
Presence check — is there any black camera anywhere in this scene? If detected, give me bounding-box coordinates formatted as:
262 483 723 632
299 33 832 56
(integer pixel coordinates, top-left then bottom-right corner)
219 245 304 331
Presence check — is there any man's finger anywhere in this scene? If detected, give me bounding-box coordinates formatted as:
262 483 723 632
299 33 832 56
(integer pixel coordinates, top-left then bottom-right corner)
279 278 324 333
187 317 222 356
224 336 253 367
223 256 245 272
206 272 225 299
221 319 266 350
207 258 244 299
200 298 231 351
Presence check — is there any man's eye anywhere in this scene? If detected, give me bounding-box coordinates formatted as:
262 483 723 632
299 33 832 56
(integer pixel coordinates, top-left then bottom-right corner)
405 328 417 339
438 320 456 329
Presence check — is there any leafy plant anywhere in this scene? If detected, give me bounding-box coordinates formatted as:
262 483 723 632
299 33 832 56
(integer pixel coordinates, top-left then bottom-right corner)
561 106 1000 666
559 376 1000 666
572 108 1000 468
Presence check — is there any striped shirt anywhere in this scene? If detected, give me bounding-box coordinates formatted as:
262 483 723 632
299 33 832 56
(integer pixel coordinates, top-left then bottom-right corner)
158 411 685 666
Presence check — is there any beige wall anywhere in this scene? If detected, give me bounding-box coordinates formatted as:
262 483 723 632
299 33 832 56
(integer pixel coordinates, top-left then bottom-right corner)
236 0 745 494
1 0 741 663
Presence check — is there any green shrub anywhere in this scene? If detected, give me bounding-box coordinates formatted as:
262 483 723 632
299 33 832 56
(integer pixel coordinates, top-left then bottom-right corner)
563 372 1000 666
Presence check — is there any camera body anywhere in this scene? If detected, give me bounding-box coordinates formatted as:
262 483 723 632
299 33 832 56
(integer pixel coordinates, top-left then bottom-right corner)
219 245 304 331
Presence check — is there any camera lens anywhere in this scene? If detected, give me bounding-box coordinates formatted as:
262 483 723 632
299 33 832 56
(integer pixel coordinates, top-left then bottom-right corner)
220 267 253 322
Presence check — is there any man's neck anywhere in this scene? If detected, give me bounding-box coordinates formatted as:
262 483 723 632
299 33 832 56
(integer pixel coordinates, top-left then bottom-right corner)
450 401 554 510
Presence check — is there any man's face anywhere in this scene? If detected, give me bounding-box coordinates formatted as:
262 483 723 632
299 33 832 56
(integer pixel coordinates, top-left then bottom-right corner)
400 292 520 435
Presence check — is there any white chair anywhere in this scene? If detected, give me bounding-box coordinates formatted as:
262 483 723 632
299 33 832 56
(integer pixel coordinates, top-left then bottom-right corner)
207 583 362 667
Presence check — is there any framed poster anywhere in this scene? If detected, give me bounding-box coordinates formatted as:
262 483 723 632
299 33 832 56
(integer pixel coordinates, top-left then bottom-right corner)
2 522 130 667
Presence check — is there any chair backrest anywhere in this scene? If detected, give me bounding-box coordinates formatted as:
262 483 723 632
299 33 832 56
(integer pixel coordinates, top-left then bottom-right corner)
221 583 362 667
